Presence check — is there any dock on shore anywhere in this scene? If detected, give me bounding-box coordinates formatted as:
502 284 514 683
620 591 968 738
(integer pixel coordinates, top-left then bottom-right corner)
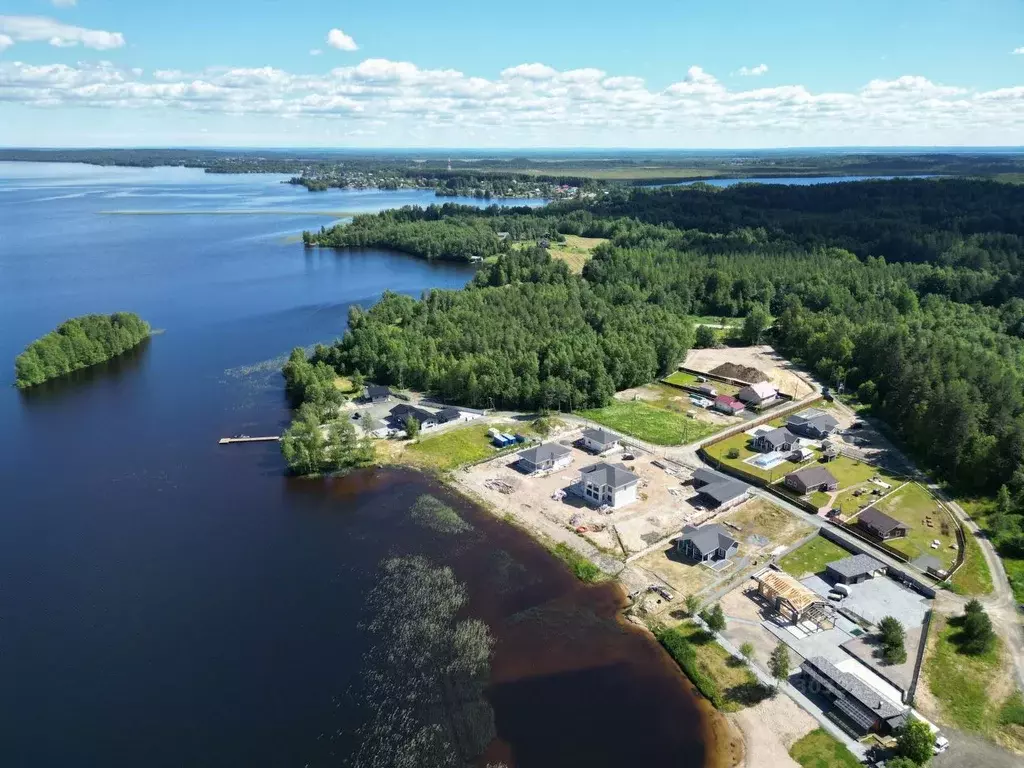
218 436 280 445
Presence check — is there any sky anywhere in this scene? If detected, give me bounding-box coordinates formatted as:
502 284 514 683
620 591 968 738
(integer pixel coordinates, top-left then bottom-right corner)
0 0 1022 148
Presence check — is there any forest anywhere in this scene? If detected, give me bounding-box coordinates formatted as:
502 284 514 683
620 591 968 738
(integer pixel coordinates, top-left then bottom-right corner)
14 312 151 388
294 178 1024 563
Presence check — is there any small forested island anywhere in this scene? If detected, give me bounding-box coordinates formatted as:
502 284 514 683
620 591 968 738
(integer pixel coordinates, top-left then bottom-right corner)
14 313 152 389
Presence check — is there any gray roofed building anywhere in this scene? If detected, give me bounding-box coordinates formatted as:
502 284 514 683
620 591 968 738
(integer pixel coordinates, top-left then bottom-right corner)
753 427 800 453
581 427 622 453
678 523 739 562
787 409 840 439
436 407 463 423
692 467 729 487
576 461 640 508
518 442 572 473
698 478 749 508
784 465 839 494
579 461 638 488
365 384 393 403
387 403 439 428
801 656 908 735
826 553 885 584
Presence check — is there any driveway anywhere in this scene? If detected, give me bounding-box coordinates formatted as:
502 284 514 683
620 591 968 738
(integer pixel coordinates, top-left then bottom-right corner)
931 727 1023 768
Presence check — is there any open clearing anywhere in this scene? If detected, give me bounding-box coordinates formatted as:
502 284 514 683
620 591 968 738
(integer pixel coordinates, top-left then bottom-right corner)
683 345 820 399
777 535 852 579
788 728 861 768
952 531 995 595
546 235 607 273
580 399 720 445
922 614 1024 752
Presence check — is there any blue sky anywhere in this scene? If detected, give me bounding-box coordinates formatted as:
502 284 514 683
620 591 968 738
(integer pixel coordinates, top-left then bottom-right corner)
1 0 1022 147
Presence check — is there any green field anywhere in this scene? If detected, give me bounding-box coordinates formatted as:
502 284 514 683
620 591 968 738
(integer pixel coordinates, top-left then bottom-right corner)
546 235 607 274
663 370 700 387
405 423 504 470
778 536 852 578
579 400 718 446
824 454 885 488
870 483 958 568
789 728 861 768
924 614 1023 750
951 531 994 596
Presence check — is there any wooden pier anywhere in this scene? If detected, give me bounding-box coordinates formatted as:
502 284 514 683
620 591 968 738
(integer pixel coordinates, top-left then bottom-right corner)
218 436 280 445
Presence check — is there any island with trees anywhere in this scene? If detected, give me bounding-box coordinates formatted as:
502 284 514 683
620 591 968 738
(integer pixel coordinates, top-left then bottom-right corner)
14 312 152 389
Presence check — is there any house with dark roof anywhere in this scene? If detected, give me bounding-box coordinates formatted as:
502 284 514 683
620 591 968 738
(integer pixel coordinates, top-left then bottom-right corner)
784 465 839 495
787 408 840 439
753 427 799 453
826 554 885 584
691 468 749 509
737 381 778 407
677 523 739 563
856 507 909 541
800 656 908 735
436 407 465 424
575 462 640 509
580 427 622 454
713 395 745 415
365 384 393 403
387 404 439 431
518 442 572 474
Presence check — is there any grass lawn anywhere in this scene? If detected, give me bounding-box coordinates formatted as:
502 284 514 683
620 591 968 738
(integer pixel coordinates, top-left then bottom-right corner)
924 614 1024 750
809 491 831 509
789 728 861 768
333 375 358 394
778 535 852 578
951 531 994 596
661 622 768 713
546 235 607 274
663 370 700 387
580 400 718 446
824 454 885 488
1005 557 1024 604
872 483 958 568
405 423 504 470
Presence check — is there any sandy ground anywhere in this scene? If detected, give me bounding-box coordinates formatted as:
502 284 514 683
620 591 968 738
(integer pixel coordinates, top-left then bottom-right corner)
458 430 718 557
684 345 821 399
727 695 817 768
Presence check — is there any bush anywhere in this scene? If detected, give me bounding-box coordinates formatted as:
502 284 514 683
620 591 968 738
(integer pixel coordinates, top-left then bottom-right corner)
878 616 908 665
550 542 601 583
657 627 723 708
894 717 935 765
957 604 996 656
726 447 741 460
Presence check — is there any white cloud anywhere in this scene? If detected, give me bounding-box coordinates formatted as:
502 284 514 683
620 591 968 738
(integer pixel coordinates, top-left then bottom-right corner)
1014 47 1024 55
0 15 124 50
326 28 357 52
309 48 322 56
51 0 77 7
738 64 768 76
0 34 13 52
1 57 1021 147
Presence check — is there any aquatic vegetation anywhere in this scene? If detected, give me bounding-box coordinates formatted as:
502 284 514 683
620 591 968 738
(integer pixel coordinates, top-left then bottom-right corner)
409 494 473 535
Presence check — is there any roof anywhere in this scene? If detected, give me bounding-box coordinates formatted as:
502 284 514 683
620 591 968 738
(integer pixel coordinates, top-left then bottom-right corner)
436 407 463 422
737 381 778 401
366 384 392 398
826 554 884 580
581 427 621 446
518 442 571 465
788 410 839 434
802 656 906 722
759 426 799 447
714 395 744 408
755 569 823 614
787 465 839 488
681 523 738 556
389 404 437 423
579 461 639 489
699 478 749 505
857 507 908 535
693 467 730 486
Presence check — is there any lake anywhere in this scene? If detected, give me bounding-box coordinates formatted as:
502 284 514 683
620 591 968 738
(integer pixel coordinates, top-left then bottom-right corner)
0 163 724 767
652 174 937 188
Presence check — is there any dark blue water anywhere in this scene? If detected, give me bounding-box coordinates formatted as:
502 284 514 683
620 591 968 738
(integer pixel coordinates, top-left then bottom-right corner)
0 163 716 768
647 174 938 188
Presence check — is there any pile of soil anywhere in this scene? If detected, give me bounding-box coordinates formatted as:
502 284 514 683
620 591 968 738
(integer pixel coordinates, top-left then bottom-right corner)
709 363 770 383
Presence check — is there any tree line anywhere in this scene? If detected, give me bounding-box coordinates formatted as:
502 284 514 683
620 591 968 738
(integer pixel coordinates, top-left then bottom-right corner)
14 312 151 388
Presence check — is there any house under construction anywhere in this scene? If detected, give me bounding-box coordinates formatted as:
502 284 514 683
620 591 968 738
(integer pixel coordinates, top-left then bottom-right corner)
754 567 835 629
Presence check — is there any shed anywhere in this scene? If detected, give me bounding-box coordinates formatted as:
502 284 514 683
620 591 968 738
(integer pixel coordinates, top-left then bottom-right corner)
737 381 778 406
754 569 830 624
826 554 885 584
856 507 909 541
713 395 745 415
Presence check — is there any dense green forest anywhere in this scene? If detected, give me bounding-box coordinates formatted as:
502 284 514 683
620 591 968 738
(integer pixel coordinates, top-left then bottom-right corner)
14 313 151 388
294 178 1024 563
